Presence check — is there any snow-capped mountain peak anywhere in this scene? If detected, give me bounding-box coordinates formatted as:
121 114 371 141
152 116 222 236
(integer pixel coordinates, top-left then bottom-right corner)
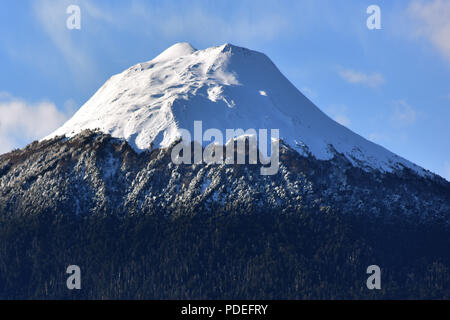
45 42 427 176
152 42 197 62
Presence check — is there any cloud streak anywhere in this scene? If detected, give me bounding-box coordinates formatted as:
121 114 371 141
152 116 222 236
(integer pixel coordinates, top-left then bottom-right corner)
337 67 384 88
0 94 70 155
391 100 417 127
326 104 351 127
124 0 294 45
408 0 450 63
33 0 106 85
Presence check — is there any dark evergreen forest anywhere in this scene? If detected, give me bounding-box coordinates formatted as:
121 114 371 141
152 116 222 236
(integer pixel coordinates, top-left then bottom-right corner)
1 208 449 299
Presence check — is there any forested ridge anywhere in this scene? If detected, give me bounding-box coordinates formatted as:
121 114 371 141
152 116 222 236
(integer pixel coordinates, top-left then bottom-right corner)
1 208 449 299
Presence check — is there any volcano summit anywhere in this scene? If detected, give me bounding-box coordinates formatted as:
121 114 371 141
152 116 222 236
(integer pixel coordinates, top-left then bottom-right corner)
46 43 427 176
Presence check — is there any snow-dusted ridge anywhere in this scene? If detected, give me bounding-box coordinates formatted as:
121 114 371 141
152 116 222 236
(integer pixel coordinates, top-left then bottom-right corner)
45 42 428 176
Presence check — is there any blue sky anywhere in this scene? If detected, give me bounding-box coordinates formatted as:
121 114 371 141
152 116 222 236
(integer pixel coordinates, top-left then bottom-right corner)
0 0 449 180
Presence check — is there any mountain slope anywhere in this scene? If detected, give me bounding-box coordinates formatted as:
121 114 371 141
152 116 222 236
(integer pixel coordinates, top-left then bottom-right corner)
45 43 428 176
2 130 449 220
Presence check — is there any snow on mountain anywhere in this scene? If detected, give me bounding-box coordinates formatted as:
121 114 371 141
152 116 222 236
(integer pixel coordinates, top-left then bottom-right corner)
45 42 427 175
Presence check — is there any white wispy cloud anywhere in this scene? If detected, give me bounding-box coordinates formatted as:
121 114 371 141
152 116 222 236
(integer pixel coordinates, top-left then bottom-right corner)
300 87 317 99
83 1 115 24
125 0 293 44
334 115 351 127
326 104 351 127
408 0 450 63
368 133 383 144
390 100 417 127
29 0 296 83
368 100 417 145
0 94 70 155
33 0 104 84
337 67 384 88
